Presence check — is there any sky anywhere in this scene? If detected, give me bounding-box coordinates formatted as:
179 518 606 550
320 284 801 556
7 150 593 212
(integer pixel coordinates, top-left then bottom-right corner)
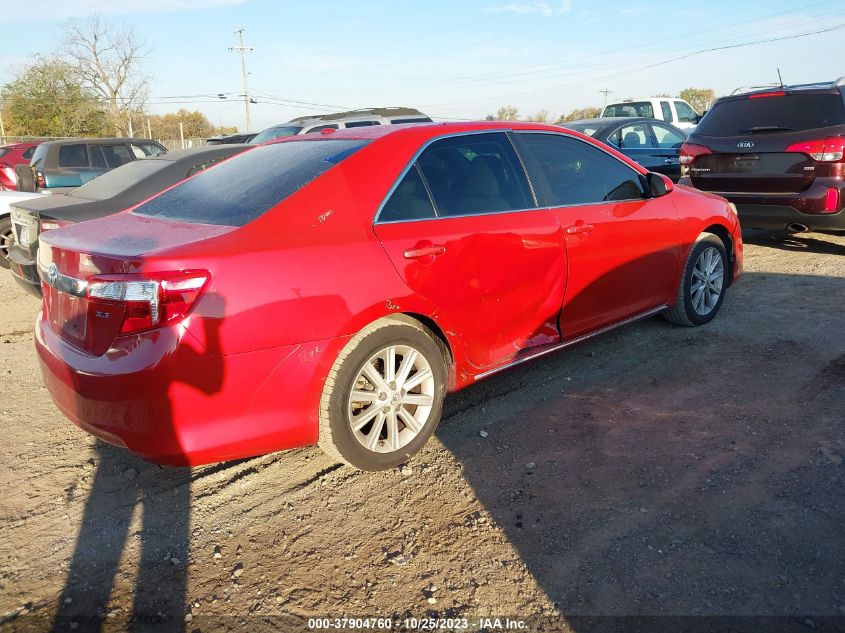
1 0 844 133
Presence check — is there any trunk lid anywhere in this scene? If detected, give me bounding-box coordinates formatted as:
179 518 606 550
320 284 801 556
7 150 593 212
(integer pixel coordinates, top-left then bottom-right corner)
688 133 818 193
39 213 234 355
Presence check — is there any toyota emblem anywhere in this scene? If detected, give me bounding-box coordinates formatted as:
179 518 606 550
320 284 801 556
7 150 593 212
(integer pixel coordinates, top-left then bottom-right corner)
47 263 59 285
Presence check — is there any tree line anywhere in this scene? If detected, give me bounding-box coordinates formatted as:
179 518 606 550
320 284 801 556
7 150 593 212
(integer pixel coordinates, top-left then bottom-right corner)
0 15 235 139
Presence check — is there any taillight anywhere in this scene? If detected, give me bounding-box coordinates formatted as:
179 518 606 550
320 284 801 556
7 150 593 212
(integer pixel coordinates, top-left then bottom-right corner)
785 137 845 162
40 219 72 232
679 142 712 165
86 271 209 334
36 171 45 188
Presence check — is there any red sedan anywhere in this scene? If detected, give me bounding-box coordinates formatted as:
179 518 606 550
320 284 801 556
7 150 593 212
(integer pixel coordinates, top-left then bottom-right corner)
0 141 39 190
35 122 742 470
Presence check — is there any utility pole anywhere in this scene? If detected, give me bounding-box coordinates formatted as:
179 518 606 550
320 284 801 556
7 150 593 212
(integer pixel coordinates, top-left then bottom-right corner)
229 29 254 133
599 89 613 107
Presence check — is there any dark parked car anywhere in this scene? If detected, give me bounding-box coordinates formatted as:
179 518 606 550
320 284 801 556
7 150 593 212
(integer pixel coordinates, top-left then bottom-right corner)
0 142 39 190
207 133 256 145
8 144 252 295
15 138 167 193
561 117 688 181
679 77 845 232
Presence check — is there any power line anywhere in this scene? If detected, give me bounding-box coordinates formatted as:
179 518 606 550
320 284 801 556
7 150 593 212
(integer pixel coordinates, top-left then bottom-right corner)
424 21 845 111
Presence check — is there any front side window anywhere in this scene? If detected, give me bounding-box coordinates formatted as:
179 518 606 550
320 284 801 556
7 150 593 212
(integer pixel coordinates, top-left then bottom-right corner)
131 143 165 158
416 132 534 216
612 124 653 149
58 144 88 168
100 144 132 168
651 124 686 148
517 133 646 205
133 139 368 226
674 101 699 123
380 165 436 222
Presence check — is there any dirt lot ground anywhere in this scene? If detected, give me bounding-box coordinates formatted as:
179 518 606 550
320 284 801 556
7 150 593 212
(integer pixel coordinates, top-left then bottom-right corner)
1 231 844 633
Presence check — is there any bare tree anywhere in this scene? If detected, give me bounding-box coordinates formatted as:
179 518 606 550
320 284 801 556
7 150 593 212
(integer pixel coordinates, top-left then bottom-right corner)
525 109 551 123
61 15 150 136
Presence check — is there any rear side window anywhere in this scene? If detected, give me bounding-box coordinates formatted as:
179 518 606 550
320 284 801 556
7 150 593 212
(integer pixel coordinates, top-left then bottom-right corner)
517 133 645 205
562 123 600 136
604 102 654 118
390 118 433 124
133 139 368 226
345 121 380 128
696 93 845 136
58 144 88 168
416 132 534 216
660 101 673 121
23 146 36 160
380 165 436 222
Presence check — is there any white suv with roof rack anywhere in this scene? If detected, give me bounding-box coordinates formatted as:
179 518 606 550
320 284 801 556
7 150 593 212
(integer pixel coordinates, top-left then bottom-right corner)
250 107 432 144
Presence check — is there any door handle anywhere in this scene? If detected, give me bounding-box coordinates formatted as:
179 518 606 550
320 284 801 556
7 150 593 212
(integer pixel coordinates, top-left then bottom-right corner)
664 158 676 164
566 223 594 235
403 244 446 259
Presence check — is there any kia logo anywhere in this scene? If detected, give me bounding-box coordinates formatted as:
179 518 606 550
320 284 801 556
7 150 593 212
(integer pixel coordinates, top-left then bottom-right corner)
737 141 755 149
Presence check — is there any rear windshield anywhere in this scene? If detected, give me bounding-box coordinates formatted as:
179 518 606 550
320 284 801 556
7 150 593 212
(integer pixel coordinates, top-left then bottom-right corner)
70 159 170 200
132 139 368 226
250 126 303 144
604 102 654 118
696 93 845 136
561 123 600 136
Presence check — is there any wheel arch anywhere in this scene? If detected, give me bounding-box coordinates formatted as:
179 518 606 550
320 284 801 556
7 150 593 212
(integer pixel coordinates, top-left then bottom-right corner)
702 223 735 285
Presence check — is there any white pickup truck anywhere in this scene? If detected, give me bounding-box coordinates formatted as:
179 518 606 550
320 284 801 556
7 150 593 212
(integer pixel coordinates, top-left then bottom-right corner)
601 98 701 131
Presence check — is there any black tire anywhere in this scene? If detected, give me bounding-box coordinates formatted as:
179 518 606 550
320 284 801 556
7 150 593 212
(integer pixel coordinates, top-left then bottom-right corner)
14 165 36 193
318 315 448 471
664 233 729 327
0 217 13 270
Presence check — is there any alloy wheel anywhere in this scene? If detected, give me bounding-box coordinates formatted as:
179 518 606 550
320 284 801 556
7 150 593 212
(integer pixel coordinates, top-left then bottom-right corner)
347 344 435 454
0 226 14 262
690 246 724 316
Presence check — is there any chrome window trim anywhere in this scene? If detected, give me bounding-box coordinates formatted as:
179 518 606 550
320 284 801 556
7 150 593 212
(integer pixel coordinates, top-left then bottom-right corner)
373 129 541 225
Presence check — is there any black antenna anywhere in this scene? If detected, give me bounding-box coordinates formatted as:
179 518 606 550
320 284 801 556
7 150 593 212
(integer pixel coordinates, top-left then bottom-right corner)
777 68 784 87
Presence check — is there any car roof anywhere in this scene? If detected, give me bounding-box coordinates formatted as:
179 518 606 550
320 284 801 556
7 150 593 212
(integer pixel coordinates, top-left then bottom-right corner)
38 138 164 147
263 120 574 145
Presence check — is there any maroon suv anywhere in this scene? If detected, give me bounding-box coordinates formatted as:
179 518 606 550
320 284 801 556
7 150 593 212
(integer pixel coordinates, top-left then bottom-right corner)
679 78 845 232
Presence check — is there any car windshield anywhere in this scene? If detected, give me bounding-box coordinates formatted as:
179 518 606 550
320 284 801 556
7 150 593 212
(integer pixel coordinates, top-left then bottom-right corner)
250 126 303 144
695 93 845 136
133 139 368 226
69 159 171 201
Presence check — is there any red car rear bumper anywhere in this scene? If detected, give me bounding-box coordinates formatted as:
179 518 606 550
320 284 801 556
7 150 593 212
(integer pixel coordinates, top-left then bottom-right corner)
35 311 343 466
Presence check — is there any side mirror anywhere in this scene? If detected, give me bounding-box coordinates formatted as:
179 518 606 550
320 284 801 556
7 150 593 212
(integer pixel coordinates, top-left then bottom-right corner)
647 172 674 197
